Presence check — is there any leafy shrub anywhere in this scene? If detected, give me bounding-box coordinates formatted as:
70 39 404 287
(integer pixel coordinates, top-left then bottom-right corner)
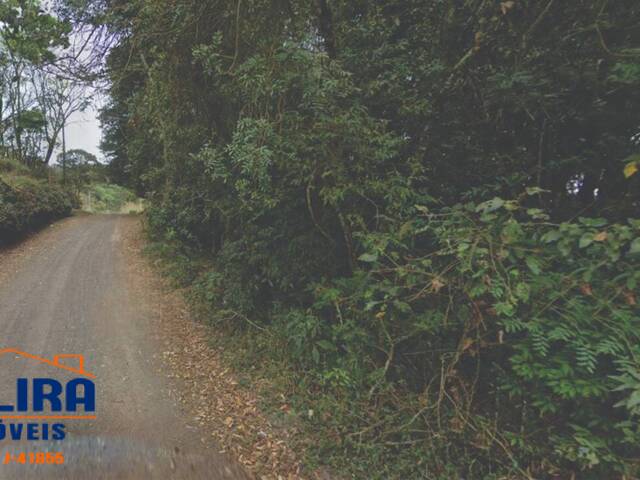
0 176 74 242
292 196 640 477
135 14 640 475
0 157 32 177
151 193 640 478
81 183 137 213
99 0 640 476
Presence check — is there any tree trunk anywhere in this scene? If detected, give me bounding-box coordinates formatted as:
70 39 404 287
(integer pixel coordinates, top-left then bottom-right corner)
62 122 67 184
43 129 60 165
316 0 337 59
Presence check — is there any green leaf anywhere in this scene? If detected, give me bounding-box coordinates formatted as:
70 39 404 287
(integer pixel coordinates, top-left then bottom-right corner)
579 233 594 249
393 300 411 313
541 230 561 243
515 282 530 302
579 217 607 228
364 301 381 311
626 391 640 409
629 238 640 255
358 253 378 263
525 187 550 196
317 340 335 351
501 220 523 244
494 301 515 317
504 200 519 211
525 256 541 275
476 197 505 213
526 208 549 220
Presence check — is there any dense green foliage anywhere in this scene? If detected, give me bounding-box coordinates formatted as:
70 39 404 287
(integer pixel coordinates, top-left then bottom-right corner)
80 182 138 213
0 162 74 242
0 0 77 166
57 148 100 192
0 0 91 244
93 0 640 477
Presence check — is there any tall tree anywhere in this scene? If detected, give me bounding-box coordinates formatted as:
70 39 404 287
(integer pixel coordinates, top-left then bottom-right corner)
0 0 71 164
31 71 88 164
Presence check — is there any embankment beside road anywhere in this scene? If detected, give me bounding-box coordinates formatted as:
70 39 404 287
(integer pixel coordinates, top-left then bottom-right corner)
0 173 75 244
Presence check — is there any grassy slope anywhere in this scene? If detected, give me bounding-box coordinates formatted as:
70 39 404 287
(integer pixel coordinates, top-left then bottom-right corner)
0 158 74 243
80 183 145 214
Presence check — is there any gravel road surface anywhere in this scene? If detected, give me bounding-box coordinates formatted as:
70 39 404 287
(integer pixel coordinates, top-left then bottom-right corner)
0 215 250 479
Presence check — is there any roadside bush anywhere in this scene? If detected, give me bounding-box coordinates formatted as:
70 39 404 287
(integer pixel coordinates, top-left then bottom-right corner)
101 0 640 476
81 183 137 213
301 197 640 477
151 193 640 478
0 176 74 243
0 157 32 177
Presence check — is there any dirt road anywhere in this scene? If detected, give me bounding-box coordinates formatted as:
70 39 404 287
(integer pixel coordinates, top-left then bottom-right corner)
0 215 251 479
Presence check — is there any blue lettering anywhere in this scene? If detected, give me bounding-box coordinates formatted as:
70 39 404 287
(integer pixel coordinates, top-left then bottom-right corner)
1 378 96 414
33 379 62 412
66 379 95 412
52 423 65 440
9 423 22 440
26 423 39 440
17 378 28 411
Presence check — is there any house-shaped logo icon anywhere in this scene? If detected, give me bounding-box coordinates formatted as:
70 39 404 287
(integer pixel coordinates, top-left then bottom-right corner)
0 348 97 423
0 348 96 378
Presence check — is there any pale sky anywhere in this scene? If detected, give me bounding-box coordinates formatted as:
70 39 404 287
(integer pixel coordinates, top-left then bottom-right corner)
47 10 105 166
66 105 103 161
52 94 104 165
